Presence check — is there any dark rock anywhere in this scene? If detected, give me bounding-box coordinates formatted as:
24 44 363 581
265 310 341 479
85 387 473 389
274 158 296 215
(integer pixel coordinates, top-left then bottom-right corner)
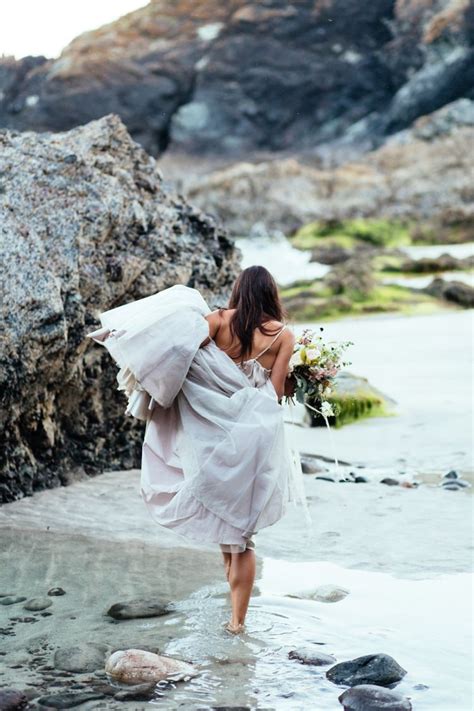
441 478 470 488
106 599 171 620
316 476 336 482
288 649 336 666
0 115 239 503
53 643 110 673
0 2 471 156
48 588 66 596
113 682 157 702
0 689 28 710
37 692 105 708
23 597 53 611
443 470 459 479
424 278 474 308
338 684 412 710
354 476 368 483
380 478 399 486
326 653 407 687
0 596 27 606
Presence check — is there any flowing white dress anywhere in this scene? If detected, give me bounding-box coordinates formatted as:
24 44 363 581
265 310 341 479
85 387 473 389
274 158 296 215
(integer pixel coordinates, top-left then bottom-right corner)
88 285 304 553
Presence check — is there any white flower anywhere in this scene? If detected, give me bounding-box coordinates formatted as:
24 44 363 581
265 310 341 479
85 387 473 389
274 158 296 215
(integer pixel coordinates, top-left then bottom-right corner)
305 347 321 362
323 386 332 397
320 401 334 417
290 351 303 368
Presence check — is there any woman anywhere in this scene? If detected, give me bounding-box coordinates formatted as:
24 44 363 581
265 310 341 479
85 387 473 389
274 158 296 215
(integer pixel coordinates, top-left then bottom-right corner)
201 266 295 632
88 266 300 635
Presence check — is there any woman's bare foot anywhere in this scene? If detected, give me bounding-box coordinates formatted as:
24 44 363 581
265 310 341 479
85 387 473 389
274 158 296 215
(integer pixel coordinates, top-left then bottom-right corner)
223 621 245 635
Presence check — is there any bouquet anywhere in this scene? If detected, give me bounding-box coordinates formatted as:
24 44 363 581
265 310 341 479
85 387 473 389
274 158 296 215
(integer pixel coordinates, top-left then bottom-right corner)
286 328 353 420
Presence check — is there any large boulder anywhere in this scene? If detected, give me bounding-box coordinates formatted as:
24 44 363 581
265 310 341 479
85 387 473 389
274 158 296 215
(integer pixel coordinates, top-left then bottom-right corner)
0 1 472 156
0 114 239 503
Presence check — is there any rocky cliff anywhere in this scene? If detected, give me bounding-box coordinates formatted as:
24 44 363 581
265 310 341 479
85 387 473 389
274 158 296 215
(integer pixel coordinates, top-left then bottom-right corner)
185 100 474 237
0 0 472 156
0 114 240 503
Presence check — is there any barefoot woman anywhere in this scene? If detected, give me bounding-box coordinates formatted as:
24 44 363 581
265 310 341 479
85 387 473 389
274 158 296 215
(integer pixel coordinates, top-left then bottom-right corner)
202 266 295 632
88 265 298 635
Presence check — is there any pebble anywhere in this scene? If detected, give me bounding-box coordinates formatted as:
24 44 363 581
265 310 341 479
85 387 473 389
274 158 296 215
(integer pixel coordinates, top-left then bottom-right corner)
24 597 53 611
327 653 407 687
443 470 459 479
105 648 196 684
338 684 412 710
380 478 399 486
48 587 66 596
0 596 27 606
440 478 470 490
0 689 28 710
300 456 324 474
315 475 336 482
54 643 110 673
288 649 336 666
37 691 105 708
354 476 368 483
106 598 171 620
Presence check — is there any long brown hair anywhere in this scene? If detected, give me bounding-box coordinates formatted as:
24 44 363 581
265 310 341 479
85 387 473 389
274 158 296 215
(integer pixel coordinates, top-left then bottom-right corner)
223 265 286 362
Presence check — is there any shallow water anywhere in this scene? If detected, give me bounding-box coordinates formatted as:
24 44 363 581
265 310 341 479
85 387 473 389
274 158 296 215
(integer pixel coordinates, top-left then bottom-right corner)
383 270 474 289
237 235 330 285
289 309 474 476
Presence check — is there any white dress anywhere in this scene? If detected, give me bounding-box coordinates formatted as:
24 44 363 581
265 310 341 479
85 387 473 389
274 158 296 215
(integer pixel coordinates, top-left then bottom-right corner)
88 285 304 554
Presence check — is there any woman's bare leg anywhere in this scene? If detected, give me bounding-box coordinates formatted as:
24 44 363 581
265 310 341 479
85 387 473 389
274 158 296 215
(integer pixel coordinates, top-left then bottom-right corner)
221 551 232 581
228 549 256 629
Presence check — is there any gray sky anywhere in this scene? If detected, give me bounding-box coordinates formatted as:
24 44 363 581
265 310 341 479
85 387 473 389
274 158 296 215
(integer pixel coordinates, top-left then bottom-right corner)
1 0 147 59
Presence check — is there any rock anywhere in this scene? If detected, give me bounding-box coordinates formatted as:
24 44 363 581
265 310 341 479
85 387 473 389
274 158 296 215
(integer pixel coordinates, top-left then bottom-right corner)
443 470 459 479
0 2 471 157
106 599 171 620
0 596 27 606
399 253 474 273
0 115 239 503
327 653 407 687
354 476 368 483
188 115 474 239
0 689 28 710
54 643 110 673
307 372 395 428
37 692 105 708
23 597 53 611
315 476 336 482
312 585 350 603
338 684 412 710
48 587 66 596
291 585 349 603
424 278 474 308
441 482 467 491
300 456 324 474
380 478 400 486
113 682 157 701
105 649 196 684
441 478 470 488
288 649 336 666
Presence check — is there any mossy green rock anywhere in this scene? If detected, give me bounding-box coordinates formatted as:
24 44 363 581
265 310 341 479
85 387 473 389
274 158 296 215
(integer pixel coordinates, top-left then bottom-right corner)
292 219 411 250
308 372 396 428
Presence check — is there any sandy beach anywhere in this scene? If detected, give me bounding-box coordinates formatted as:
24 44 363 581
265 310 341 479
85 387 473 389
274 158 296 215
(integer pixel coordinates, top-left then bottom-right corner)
1 309 473 710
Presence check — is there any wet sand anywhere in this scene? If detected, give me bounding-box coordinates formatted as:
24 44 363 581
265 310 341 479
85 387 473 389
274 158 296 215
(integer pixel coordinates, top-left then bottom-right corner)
1 465 472 710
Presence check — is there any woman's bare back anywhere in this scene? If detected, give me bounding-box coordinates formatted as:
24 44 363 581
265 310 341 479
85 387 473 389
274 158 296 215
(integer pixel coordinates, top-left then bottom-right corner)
204 309 295 399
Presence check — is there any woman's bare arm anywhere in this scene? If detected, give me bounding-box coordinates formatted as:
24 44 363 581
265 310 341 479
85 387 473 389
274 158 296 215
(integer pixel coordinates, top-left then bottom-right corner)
200 310 221 347
270 329 295 400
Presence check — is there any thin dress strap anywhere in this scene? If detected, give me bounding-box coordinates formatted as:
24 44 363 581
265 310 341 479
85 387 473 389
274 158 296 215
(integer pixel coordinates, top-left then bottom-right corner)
253 325 287 360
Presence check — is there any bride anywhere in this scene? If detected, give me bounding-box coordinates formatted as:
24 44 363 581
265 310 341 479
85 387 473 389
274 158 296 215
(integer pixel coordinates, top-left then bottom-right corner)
88 265 300 634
